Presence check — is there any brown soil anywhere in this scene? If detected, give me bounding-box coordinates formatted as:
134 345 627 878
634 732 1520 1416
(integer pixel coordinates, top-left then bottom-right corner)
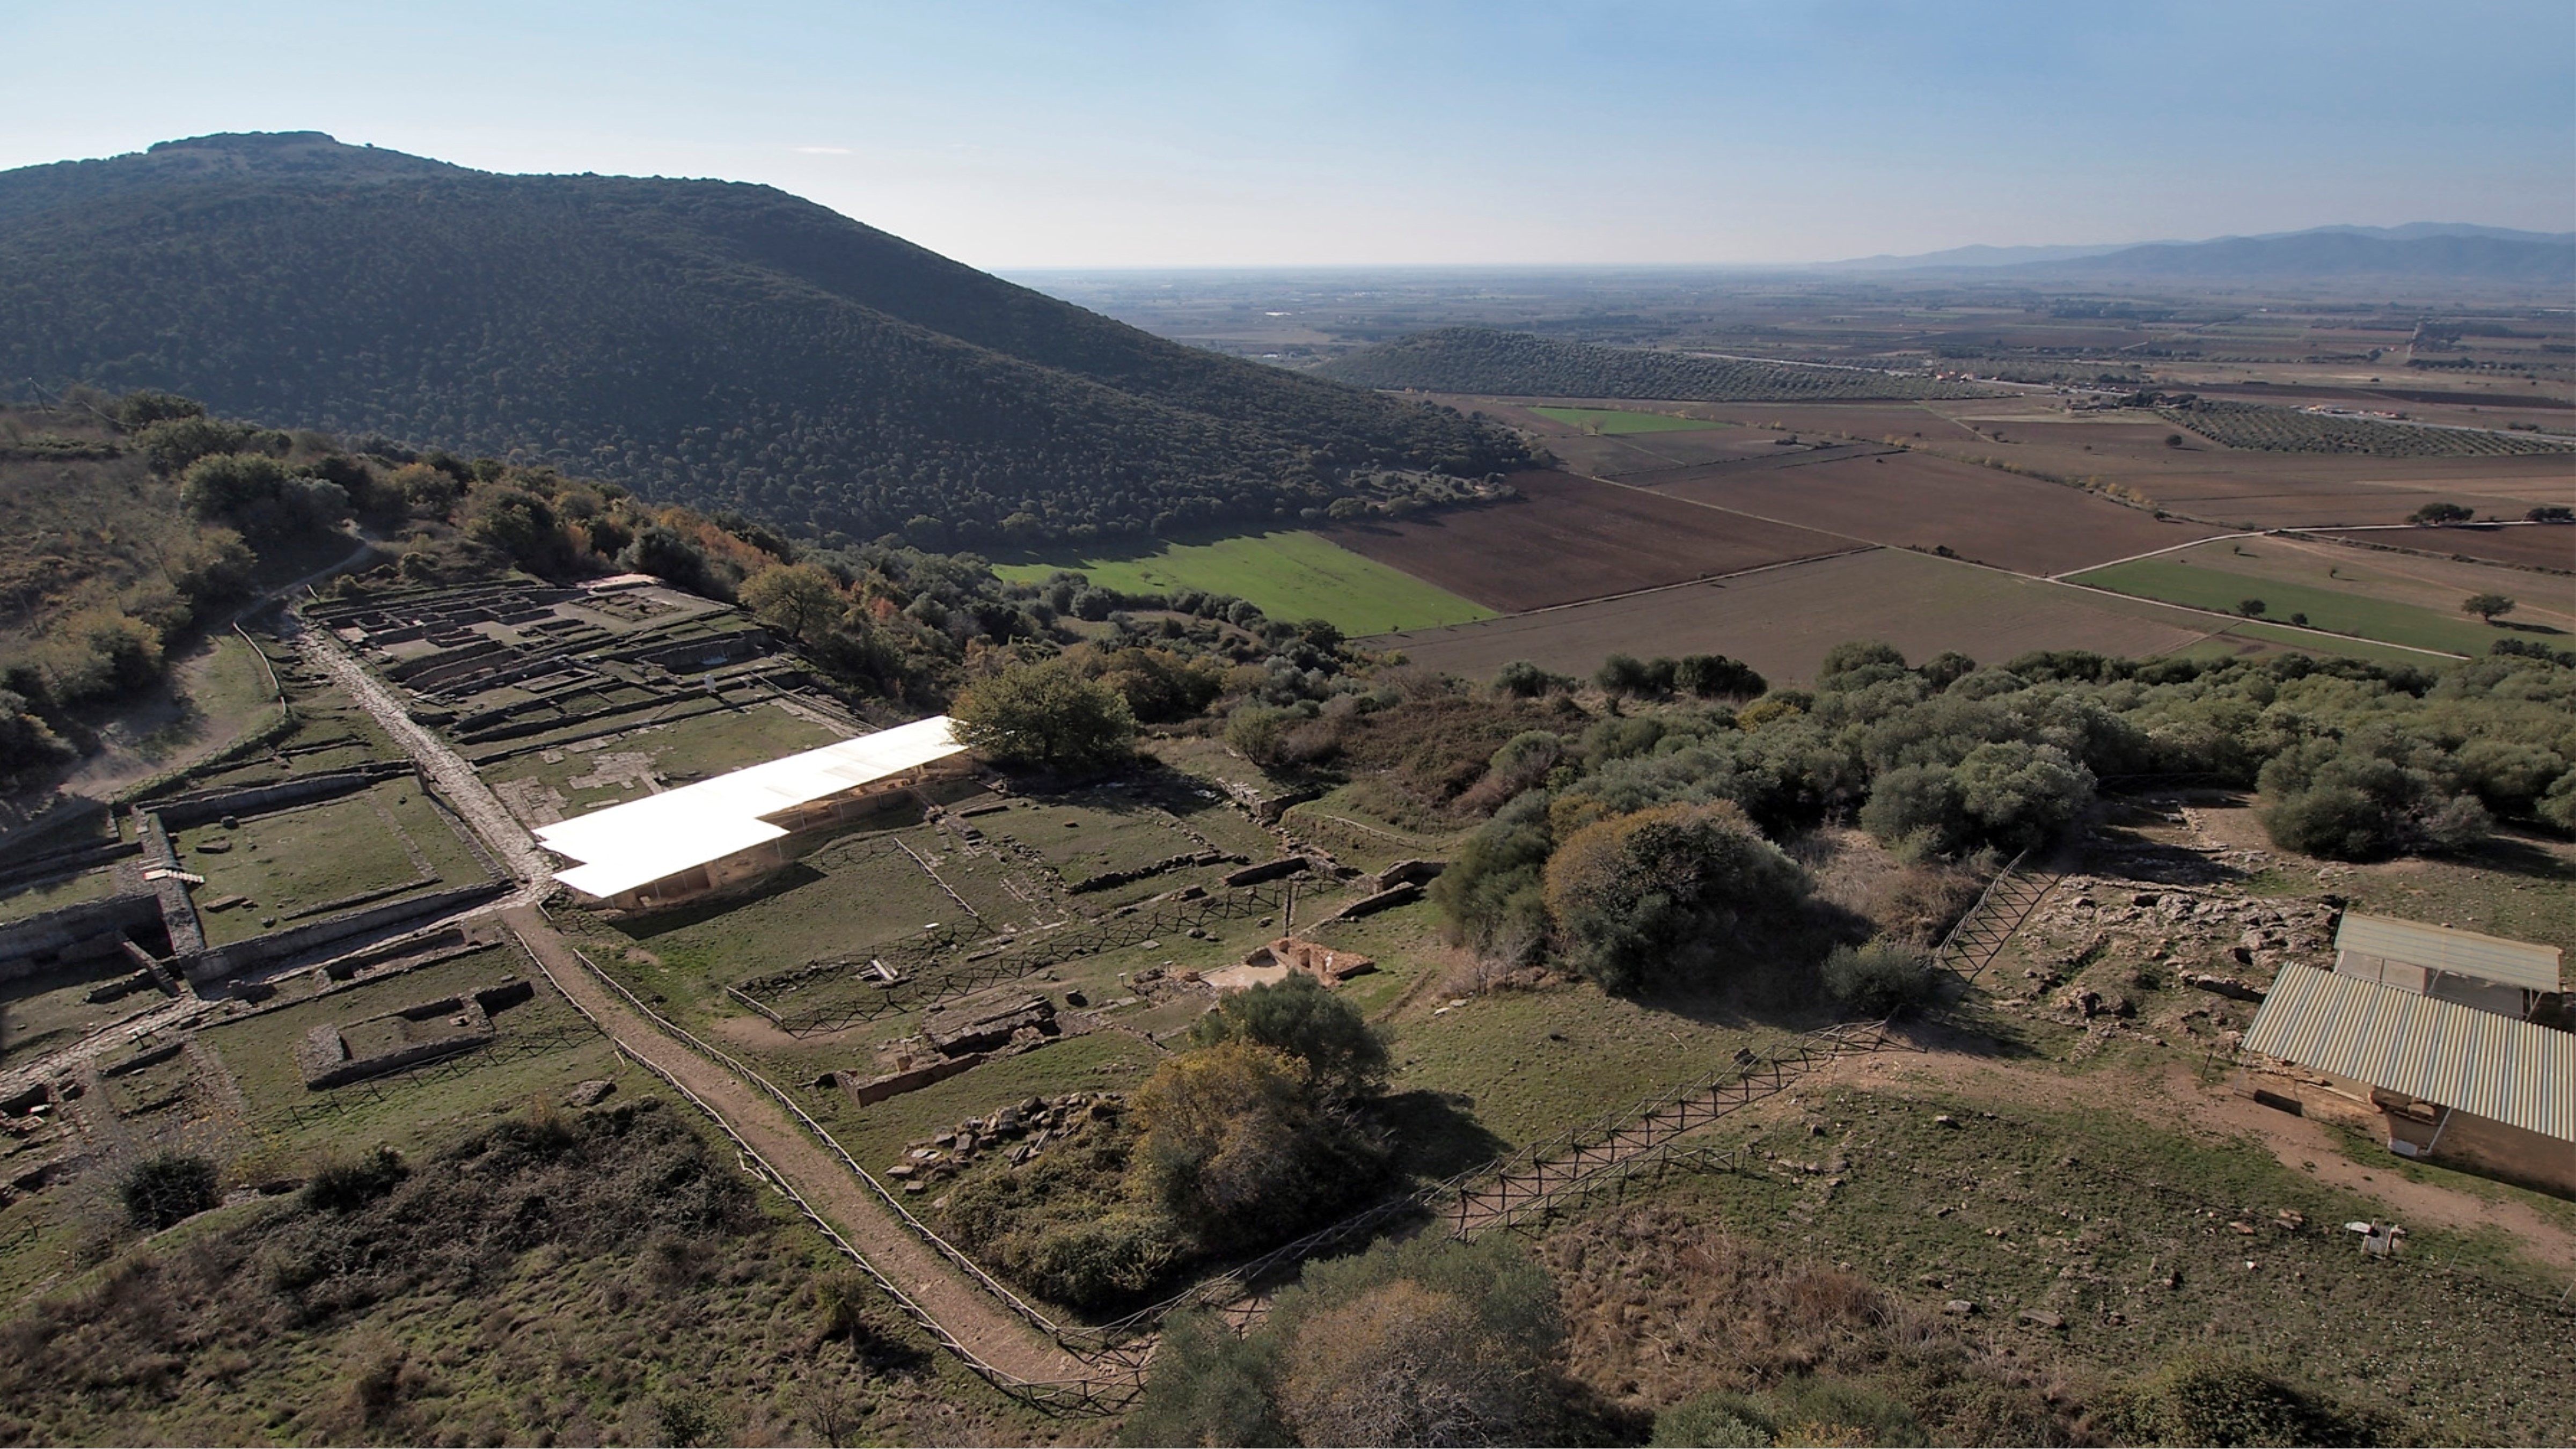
2310 524 2576 573
1368 547 2216 685
1649 450 2225 576
1323 471 1854 612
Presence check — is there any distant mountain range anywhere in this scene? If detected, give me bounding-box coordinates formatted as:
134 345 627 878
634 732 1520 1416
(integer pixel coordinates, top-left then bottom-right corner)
0 132 1523 548
1825 224 2574 283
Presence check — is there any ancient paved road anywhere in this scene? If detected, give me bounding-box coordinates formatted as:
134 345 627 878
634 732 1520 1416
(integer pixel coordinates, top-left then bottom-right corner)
294 623 555 898
504 907 1089 1387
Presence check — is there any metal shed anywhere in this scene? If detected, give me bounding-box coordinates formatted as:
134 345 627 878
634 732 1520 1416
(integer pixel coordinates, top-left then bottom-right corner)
2332 912 2563 1020
2243 964 2574 1186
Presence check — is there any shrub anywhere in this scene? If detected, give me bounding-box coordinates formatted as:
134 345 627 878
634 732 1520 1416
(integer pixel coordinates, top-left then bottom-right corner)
2105 1350 2377 1446
119 1153 218 1231
1223 702 1302 766
1676 653 1767 699
1541 801 1810 995
1597 653 1657 696
1127 1234 1566 1448
1817 640 1905 682
301 1147 409 1213
1653 1392 1776 1447
1493 658 1570 697
1823 940 1934 1017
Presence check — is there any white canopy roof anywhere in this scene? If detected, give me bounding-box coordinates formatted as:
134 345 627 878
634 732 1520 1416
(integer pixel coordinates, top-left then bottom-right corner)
537 715 964 898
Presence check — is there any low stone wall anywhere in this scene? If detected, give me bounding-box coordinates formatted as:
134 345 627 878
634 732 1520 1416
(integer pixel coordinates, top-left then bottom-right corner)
840 1052 987 1106
183 880 508 983
0 892 166 983
1224 856 1313 888
152 763 415 830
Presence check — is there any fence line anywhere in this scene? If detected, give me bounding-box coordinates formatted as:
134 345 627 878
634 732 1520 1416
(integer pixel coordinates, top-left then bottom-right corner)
1931 851 2060 986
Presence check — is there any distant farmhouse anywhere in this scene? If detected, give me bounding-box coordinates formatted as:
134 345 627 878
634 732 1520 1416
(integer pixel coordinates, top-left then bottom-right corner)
2242 913 2571 1194
535 716 971 911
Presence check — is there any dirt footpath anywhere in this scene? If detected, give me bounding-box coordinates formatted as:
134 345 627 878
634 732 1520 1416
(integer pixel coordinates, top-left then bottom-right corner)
504 908 1090 1387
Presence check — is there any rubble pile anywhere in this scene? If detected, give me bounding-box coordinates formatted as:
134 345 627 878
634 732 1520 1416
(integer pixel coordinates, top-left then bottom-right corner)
885 1091 1122 1192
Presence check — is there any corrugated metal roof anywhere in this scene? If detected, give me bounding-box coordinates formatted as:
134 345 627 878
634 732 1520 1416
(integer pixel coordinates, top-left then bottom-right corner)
2243 965 2574 1143
536 716 965 898
2333 912 2562 993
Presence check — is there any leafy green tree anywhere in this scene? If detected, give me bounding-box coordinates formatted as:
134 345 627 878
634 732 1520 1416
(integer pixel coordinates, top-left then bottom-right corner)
2410 502 2475 524
740 562 845 644
2237 597 2267 618
2461 592 2516 624
1185 973 1389 1105
953 659 1136 775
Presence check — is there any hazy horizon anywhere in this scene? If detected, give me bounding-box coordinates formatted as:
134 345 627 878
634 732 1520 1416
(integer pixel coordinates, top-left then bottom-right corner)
8 2 2572 269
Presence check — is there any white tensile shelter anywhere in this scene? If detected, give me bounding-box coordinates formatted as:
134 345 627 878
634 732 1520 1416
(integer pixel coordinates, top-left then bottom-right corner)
535 715 968 910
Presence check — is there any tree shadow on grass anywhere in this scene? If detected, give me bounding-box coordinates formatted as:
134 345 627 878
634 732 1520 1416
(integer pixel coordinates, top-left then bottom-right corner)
1376 1088 1509 1182
2440 830 2576 884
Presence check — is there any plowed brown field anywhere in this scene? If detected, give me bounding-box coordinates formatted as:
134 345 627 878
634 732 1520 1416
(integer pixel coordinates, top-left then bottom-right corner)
2312 524 2576 572
1647 451 2223 576
1368 547 2229 685
1322 471 1856 612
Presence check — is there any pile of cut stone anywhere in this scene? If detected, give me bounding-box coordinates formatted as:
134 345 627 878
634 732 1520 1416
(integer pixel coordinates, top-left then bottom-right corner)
886 1091 1123 1192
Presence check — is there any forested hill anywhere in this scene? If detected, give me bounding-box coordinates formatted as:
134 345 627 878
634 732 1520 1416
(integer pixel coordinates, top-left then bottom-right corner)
0 133 1523 548
1318 327 1993 402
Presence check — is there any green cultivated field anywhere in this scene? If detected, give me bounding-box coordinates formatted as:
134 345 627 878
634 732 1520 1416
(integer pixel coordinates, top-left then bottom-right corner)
1528 405 1730 434
994 529 1495 635
2070 557 2492 656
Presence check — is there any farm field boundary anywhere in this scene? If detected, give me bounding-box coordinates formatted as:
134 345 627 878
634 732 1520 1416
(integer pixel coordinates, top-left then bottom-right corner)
2067 557 2506 656
1370 547 2229 684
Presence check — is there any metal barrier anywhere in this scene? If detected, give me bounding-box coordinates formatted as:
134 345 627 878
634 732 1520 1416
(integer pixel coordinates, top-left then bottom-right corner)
1932 851 2059 985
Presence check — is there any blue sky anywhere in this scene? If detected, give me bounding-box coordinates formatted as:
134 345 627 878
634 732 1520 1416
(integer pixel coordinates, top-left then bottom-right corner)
6 1 2570 267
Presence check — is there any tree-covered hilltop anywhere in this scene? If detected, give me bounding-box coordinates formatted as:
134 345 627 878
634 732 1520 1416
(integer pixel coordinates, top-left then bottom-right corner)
1318 326 1993 401
0 133 1525 548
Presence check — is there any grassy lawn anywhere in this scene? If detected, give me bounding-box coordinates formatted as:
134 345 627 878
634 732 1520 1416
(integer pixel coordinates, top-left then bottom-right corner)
1528 405 1732 435
992 529 1495 636
177 782 487 945
2072 557 2490 656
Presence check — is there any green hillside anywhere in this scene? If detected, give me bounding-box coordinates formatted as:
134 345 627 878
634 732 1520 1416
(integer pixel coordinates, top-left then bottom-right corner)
0 133 1525 550
1318 327 1993 402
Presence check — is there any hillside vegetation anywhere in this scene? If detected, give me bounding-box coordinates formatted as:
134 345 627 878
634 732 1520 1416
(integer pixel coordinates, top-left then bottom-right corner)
0 133 1524 550
1318 327 1992 402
